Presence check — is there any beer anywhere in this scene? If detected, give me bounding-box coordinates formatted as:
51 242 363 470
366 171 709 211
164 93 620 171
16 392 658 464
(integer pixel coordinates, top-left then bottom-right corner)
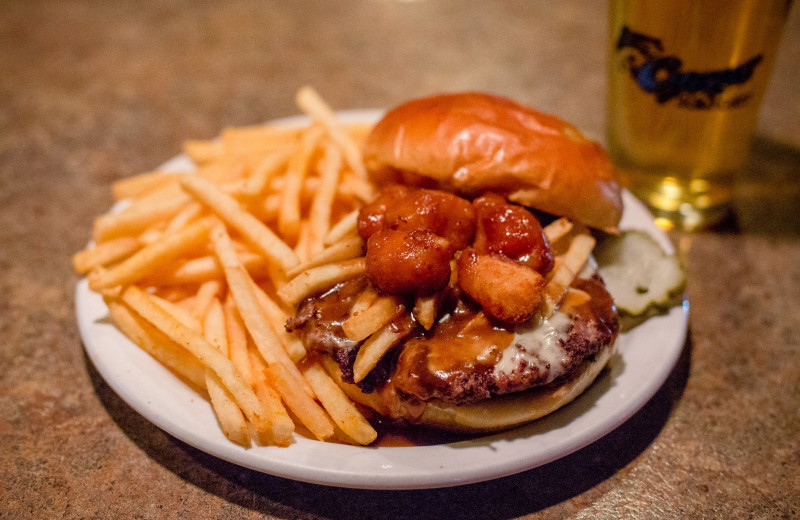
607 0 792 230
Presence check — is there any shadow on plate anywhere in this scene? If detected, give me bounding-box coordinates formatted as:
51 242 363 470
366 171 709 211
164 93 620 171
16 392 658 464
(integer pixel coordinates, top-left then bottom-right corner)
86 329 691 519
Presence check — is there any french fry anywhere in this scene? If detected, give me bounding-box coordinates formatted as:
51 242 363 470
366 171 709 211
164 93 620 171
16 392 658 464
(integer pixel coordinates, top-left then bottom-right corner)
293 221 314 263
137 226 166 245
77 87 390 447
203 298 250 446
412 296 437 330
181 175 299 272
561 287 592 309
349 285 378 316
203 299 228 356
285 234 364 279
319 356 390 417
323 208 359 246
543 233 596 316
210 223 314 397
214 143 299 171
248 350 295 446
196 159 249 185
191 279 223 321
344 123 373 144
279 125 324 244
92 191 192 242
204 365 250 444
120 285 272 431
264 362 335 441
338 172 376 203
295 85 367 179
265 261 289 293
459 311 491 336
184 139 225 165
265 174 287 193
238 149 291 197
89 217 215 290
221 124 302 151
352 318 407 383
150 293 203 333
148 250 266 286
72 237 142 274
106 299 206 389
163 201 204 235
307 143 343 255
257 193 281 223
342 295 401 341
251 282 307 363
543 217 574 244
173 293 197 313
278 258 366 307
112 170 181 201
152 285 195 304
266 174 322 202
223 295 252 384
301 360 377 445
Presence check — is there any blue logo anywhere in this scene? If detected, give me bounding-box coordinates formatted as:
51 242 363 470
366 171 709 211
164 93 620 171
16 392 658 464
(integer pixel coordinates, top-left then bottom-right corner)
615 26 762 109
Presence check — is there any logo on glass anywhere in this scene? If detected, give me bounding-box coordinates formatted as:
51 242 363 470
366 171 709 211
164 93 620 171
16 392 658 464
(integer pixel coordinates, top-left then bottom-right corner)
615 25 762 109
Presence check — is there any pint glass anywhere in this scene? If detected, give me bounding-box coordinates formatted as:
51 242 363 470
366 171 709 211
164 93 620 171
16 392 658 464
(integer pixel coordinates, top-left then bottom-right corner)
607 0 793 230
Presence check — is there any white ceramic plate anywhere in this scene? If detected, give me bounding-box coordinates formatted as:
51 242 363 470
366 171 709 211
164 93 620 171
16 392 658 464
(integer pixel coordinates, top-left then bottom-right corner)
76 110 688 490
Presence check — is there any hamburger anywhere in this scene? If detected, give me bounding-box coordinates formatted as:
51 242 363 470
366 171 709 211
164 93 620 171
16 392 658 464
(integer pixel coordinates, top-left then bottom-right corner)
286 92 623 433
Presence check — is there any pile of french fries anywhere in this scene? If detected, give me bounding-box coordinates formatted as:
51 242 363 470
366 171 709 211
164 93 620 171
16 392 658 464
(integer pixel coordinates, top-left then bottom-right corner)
74 87 380 447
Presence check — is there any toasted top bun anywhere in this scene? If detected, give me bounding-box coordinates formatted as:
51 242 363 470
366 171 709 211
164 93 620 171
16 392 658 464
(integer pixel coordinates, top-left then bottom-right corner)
364 92 623 231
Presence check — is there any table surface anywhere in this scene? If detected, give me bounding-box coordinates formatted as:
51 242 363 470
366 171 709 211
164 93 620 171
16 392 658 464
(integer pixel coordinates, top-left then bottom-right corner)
2 1 799 518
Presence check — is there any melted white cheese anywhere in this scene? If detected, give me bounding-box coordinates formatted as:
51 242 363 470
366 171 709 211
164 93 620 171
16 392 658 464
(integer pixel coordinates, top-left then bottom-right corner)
492 311 572 381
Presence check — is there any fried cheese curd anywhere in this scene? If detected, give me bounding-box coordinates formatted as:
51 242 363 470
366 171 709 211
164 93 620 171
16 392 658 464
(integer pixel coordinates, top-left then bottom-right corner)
358 186 552 325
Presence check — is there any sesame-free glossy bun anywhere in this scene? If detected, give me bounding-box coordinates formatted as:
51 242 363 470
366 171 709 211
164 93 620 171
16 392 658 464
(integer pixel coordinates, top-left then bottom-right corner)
364 92 623 231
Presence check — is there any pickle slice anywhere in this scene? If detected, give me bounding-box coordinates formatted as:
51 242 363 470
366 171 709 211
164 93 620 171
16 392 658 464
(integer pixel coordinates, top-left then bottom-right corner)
594 230 685 317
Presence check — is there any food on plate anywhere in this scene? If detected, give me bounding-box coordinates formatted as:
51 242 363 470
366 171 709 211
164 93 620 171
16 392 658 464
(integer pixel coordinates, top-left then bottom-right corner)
75 88 680 445
285 93 624 433
74 86 380 446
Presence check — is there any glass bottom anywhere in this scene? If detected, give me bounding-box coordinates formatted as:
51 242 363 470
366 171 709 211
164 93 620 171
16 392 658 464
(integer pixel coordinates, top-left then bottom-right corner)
623 173 734 231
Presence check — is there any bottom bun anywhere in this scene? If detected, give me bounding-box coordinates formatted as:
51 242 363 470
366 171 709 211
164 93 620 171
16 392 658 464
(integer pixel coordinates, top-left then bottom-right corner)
324 340 616 434
418 341 616 433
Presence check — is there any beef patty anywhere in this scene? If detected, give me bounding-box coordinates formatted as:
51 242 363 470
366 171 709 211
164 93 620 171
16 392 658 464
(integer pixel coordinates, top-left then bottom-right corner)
286 275 618 405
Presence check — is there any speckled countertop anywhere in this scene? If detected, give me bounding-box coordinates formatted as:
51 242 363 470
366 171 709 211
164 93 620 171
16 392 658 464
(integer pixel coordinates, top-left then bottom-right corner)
2 1 799 518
